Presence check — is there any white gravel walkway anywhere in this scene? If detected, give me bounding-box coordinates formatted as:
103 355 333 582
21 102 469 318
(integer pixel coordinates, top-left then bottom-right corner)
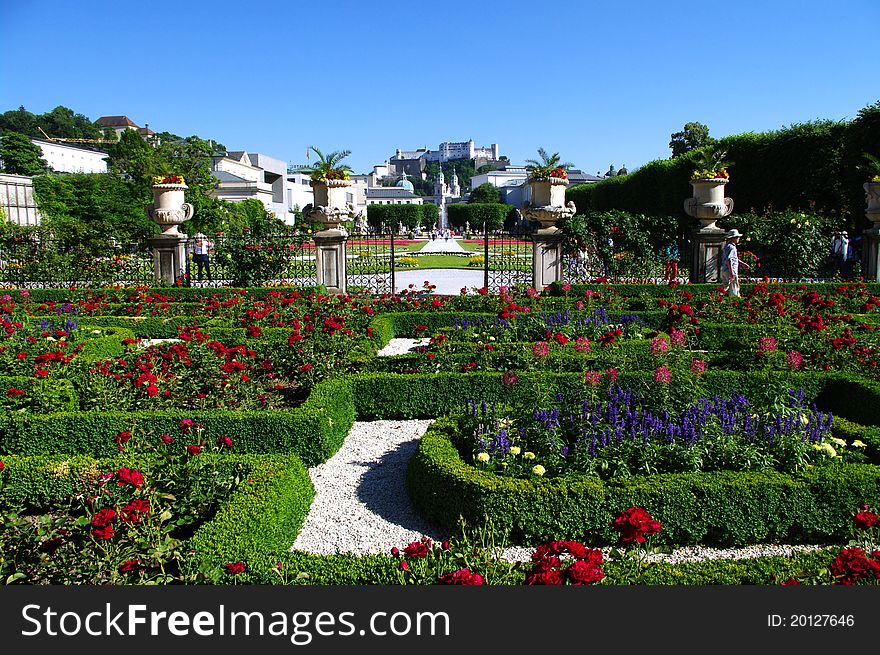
376 338 429 356
291 419 834 563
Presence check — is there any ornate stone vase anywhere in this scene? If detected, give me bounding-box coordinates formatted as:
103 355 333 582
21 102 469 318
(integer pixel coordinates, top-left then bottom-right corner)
149 183 194 235
525 177 576 230
308 179 355 229
866 182 880 225
684 178 733 228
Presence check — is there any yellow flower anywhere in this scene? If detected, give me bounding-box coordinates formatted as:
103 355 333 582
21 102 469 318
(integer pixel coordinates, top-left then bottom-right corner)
532 465 546 476
797 224 802 229
800 415 809 426
790 218 797 224
831 437 847 447
476 452 490 463
509 446 521 456
852 440 867 448
821 442 837 457
812 443 823 451
524 451 536 460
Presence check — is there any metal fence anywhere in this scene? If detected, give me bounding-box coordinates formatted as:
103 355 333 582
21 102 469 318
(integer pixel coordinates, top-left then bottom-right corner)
0 235 154 288
346 230 395 294
484 224 534 291
186 232 317 289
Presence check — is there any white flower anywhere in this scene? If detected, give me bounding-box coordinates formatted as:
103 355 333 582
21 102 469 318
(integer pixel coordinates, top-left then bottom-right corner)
830 437 847 447
821 442 837 457
509 446 521 456
852 440 867 448
476 452 490 463
532 465 546 476
524 451 536 460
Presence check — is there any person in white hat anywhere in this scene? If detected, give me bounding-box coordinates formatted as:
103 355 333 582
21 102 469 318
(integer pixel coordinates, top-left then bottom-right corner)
720 229 745 297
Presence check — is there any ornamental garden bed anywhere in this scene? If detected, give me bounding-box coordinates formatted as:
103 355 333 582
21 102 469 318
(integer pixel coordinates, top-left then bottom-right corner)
2 283 880 585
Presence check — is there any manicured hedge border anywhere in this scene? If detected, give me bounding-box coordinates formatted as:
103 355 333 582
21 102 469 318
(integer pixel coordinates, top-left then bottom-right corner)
0 375 79 412
0 451 315 583
407 418 880 547
0 379 354 468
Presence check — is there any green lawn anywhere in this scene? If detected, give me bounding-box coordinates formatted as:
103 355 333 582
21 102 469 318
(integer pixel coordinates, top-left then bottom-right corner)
397 254 482 269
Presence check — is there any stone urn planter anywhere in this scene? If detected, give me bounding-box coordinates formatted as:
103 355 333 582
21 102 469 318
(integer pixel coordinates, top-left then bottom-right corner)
149 183 194 235
308 179 356 229
684 178 734 228
524 177 576 230
866 182 880 225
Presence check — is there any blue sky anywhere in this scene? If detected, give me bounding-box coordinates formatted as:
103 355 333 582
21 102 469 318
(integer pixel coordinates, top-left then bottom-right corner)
2 0 878 175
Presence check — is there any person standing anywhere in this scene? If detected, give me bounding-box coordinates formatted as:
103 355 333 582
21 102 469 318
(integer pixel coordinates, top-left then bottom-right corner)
831 230 848 277
191 233 213 282
720 229 746 297
664 240 680 283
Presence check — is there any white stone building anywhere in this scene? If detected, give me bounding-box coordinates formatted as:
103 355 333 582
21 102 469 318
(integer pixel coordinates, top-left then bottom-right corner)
31 139 108 174
211 151 290 219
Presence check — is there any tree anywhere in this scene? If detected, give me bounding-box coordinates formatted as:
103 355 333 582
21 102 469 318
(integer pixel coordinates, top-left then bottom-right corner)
0 106 38 136
469 182 501 204
39 106 102 141
669 122 712 158
0 132 48 175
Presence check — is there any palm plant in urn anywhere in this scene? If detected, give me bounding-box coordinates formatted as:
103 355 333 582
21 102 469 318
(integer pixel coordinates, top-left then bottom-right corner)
525 148 573 208
295 147 355 228
685 148 734 227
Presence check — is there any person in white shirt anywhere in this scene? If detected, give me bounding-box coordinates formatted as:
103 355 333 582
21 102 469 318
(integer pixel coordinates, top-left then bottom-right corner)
720 229 747 297
191 233 213 281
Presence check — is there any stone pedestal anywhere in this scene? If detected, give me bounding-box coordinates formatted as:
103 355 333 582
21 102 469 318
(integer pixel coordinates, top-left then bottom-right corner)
149 233 187 285
862 228 880 282
690 226 727 283
532 228 565 289
313 229 348 294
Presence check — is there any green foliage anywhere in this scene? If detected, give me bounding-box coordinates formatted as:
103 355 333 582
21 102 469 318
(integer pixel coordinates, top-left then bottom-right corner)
669 121 713 158
0 105 102 141
569 101 880 226
469 182 501 204
32 174 156 252
524 147 574 179
293 147 352 182
408 418 880 547
0 132 48 176
559 210 679 277
447 203 508 231
366 203 432 229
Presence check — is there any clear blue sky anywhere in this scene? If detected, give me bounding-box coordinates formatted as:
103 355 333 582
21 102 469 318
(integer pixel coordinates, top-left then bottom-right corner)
2 0 878 175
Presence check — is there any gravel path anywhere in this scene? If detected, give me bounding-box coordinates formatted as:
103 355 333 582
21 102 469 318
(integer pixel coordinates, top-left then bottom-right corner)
376 338 429 356
292 420 835 563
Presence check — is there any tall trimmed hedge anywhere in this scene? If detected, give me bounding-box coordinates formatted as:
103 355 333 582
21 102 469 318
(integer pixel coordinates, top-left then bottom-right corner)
567 101 880 226
366 204 434 229
447 203 508 231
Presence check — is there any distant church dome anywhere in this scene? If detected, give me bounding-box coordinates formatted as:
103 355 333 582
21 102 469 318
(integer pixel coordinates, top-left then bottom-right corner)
396 176 414 192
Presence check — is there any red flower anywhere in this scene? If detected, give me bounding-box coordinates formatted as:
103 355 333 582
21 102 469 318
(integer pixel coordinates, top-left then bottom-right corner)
7 388 25 396
0 460 4 472
218 435 233 449
160 433 174 444
118 559 142 574
179 418 195 434
830 548 880 584
853 510 879 530
34 369 48 378
119 499 151 524
567 558 605 585
224 562 246 575
611 507 663 544
403 540 431 558
90 508 116 540
780 578 802 586
437 569 485 585
146 384 158 397
187 442 203 456
553 332 569 346
116 467 145 488
399 560 409 571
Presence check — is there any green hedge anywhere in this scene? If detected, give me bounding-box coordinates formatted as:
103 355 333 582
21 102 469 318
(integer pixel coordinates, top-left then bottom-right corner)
188 452 315 581
408 418 880 547
366 204 435 230
0 378 355 467
0 375 78 412
566 101 880 225
447 203 508 231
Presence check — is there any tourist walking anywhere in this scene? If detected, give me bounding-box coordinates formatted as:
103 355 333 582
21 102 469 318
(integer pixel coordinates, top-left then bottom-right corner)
720 229 747 297
191 233 214 282
664 240 680 283
831 230 848 276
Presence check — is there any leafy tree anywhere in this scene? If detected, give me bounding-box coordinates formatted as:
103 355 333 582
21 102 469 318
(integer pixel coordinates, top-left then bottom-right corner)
32 174 156 253
39 106 102 141
223 198 286 234
669 122 713 158
0 106 38 136
0 132 48 175
469 182 501 204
